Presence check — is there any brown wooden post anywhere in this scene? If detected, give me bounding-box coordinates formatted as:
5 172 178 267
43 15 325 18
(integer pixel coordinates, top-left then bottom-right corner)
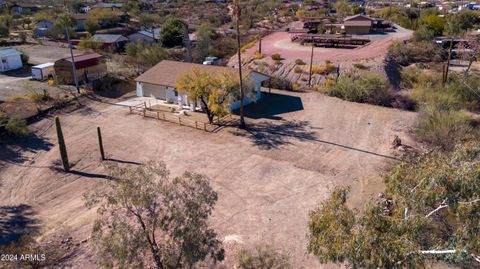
143 109 146 117
308 43 314 87
163 113 165 120
129 106 132 113
204 122 207 131
157 111 160 119
179 117 181 125
97 126 105 161
144 101 147 108
195 121 197 129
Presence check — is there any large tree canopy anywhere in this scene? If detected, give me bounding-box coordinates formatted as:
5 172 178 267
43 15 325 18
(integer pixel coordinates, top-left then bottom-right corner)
160 17 187 47
85 161 224 269
308 141 480 268
176 68 253 123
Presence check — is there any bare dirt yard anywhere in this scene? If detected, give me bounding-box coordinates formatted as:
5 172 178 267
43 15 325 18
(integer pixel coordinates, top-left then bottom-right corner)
0 89 417 268
230 26 412 86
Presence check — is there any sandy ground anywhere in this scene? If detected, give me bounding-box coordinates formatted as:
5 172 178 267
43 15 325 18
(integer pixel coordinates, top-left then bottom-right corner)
235 27 412 65
0 89 417 268
229 26 412 86
15 44 83 65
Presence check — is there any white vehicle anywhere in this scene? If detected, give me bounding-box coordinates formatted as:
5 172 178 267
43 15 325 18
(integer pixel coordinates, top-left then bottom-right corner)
31 62 55 81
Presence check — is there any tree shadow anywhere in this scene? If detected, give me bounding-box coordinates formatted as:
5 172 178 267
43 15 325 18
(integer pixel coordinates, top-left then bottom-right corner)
232 92 304 120
0 204 40 245
231 120 318 150
0 133 53 168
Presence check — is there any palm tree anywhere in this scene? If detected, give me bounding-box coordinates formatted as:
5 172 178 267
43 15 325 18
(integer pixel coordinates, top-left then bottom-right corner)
231 0 246 128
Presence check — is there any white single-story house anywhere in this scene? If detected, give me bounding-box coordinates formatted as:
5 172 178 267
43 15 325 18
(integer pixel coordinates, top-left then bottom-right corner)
135 60 269 111
0 48 23 72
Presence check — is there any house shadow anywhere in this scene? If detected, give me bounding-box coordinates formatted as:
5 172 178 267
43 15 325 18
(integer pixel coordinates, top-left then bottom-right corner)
231 120 318 150
0 133 53 167
0 204 40 245
232 92 304 120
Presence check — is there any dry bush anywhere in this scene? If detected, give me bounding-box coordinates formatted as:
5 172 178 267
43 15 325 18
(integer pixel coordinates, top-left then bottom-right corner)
415 106 473 151
237 244 291 269
324 71 391 106
271 53 283 61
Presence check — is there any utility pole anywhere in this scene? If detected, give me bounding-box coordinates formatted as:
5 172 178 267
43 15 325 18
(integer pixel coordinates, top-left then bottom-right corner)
308 43 314 87
65 26 80 94
233 0 245 128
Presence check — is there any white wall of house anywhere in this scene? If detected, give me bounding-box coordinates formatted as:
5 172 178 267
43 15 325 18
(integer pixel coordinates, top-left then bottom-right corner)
136 71 269 111
0 54 22 71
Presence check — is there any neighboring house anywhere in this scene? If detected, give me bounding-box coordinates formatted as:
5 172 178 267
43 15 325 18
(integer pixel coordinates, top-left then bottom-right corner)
91 34 129 51
72 13 88 31
11 2 40 13
33 20 54 37
128 28 161 43
0 48 23 72
135 60 269 111
343 14 372 35
54 53 106 84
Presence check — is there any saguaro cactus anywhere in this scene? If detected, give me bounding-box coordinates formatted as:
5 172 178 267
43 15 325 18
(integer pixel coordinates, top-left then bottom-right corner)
97 126 105 160
55 116 69 172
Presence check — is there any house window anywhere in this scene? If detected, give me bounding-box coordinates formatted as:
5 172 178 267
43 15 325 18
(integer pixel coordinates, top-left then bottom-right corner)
1 58 6 63
174 90 178 97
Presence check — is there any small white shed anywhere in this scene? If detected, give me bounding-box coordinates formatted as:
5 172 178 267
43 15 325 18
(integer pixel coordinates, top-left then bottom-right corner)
31 63 55 80
0 48 23 72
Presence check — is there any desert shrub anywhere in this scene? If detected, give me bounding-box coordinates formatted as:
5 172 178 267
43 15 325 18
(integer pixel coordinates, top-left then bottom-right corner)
238 245 291 269
240 39 257 53
411 74 480 111
125 42 167 67
353 63 368 70
27 89 51 103
400 65 439 89
310 61 336 75
325 71 391 106
264 76 293 91
253 51 263 59
271 53 283 61
294 66 303 73
388 41 446 66
0 115 28 136
415 107 472 151
295 58 306 65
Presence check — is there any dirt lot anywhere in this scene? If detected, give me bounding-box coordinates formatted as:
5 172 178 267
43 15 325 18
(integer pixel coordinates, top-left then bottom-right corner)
0 89 417 268
230 26 412 86
15 43 83 65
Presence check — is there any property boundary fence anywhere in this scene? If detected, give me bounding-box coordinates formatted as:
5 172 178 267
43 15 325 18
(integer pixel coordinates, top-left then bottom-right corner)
128 105 234 132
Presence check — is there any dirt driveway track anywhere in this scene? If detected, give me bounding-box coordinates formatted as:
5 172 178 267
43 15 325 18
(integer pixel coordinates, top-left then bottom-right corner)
0 89 417 268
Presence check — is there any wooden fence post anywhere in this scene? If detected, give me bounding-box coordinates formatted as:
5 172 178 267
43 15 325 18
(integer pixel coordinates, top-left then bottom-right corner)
204 122 207 131
179 117 181 125
163 113 165 120
129 106 132 113
55 116 69 172
157 111 160 119
97 126 105 161
195 121 197 129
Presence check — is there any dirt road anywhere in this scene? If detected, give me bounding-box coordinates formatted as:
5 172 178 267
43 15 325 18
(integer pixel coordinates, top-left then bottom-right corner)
0 90 417 268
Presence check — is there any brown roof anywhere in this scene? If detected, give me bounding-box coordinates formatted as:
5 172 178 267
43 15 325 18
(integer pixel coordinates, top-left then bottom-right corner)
135 60 252 87
344 14 372 22
344 20 372 27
